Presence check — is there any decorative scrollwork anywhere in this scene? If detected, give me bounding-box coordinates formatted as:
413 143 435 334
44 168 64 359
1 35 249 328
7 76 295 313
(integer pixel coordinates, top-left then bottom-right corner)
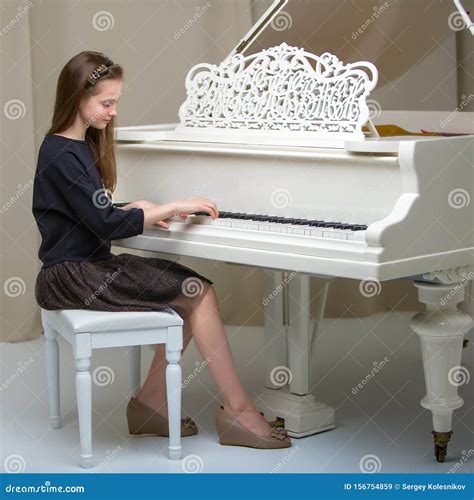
177 43 378 142
422 266 474 284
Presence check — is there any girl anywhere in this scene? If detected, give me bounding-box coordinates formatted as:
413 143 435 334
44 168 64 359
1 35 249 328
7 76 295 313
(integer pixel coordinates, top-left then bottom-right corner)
32 51 290 450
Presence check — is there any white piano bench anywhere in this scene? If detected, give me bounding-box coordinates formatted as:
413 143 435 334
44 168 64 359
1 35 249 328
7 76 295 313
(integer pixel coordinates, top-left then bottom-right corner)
40 307 184 468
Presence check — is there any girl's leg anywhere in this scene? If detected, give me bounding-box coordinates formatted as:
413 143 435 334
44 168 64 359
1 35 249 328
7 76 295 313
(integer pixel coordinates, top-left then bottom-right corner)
136 283 273 437
135 317 193 417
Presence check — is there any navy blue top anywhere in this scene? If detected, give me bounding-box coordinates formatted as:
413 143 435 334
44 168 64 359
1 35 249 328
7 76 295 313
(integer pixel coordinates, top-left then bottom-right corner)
32 134 144 269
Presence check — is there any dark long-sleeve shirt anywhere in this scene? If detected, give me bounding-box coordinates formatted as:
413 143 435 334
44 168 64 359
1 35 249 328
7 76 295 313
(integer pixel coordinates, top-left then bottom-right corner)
32 134 144 269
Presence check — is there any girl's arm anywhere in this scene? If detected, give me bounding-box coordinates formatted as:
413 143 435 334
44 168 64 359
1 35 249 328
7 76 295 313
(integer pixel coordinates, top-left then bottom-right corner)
117 198 218 230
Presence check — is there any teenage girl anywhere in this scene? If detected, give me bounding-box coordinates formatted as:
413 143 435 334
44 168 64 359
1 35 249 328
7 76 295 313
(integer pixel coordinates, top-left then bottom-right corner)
32 51 290 450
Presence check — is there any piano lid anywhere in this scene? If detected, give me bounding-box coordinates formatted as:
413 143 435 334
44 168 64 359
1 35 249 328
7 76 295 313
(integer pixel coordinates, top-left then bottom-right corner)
231 0 457 84
226 0 288 60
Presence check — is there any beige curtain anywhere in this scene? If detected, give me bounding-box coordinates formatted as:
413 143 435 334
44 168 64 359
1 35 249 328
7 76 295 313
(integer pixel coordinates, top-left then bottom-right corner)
1 0 39 343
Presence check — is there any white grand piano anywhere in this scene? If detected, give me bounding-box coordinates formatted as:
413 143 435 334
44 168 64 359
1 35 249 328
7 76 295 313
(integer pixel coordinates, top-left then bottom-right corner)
112 0 473 462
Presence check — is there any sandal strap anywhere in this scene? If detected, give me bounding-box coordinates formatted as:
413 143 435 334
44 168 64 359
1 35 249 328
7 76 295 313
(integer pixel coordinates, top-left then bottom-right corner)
271 427 289 440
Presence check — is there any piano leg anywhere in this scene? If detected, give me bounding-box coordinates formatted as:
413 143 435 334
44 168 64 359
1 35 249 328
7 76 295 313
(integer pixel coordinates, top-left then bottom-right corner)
259 271 335 438
410 281 472 462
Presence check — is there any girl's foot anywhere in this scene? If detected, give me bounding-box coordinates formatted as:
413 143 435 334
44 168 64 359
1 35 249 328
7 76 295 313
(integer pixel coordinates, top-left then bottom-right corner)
222 404 273 437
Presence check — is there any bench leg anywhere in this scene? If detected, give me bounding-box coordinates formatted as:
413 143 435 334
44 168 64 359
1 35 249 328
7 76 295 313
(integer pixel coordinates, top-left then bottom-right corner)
166 345 182 460
43 324 61 429
75 356 93 468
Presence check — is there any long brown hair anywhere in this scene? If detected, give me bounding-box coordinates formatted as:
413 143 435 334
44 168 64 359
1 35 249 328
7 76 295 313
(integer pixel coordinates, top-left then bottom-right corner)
47 51 123 194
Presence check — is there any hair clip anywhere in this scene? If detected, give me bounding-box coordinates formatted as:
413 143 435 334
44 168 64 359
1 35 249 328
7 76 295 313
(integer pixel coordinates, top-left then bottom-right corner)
86 63 110 86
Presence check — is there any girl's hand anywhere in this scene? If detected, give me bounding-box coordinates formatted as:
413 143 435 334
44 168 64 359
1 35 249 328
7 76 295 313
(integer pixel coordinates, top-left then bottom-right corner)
172 197 219 219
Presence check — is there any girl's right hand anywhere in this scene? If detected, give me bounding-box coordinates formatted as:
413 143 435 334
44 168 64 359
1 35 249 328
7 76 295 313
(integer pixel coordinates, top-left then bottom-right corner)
171 197 219 219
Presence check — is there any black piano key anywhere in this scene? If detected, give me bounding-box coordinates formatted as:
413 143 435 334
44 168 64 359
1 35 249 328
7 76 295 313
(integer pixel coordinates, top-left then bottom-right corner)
213 211 366 231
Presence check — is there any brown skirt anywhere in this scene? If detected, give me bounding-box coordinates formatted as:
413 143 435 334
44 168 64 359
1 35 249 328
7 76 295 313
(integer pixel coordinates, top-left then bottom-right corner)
35 252 214 313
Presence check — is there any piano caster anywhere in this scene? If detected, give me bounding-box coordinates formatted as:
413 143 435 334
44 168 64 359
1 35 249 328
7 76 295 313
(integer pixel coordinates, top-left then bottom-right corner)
431 430 453 463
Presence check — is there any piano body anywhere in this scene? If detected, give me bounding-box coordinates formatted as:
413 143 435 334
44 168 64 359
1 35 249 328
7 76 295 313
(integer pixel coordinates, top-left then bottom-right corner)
112 0 473 462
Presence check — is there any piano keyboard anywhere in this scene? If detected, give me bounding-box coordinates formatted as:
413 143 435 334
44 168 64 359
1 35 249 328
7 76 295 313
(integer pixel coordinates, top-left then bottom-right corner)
168 211 368 242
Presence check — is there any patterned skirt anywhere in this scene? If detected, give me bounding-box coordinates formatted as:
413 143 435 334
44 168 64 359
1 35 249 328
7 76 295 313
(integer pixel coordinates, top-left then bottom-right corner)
35 252 214 313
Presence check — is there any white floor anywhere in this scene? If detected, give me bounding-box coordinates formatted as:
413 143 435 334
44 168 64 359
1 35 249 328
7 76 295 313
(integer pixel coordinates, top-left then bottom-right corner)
1 312 472 474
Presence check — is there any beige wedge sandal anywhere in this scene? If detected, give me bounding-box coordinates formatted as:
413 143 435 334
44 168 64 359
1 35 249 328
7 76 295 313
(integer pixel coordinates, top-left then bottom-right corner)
216 405 291 449
126 397 197 437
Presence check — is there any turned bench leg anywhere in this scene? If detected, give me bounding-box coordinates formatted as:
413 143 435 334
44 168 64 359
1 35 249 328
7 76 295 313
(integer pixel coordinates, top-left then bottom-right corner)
44 324 61 429
166 325 183 460
74 333 93 469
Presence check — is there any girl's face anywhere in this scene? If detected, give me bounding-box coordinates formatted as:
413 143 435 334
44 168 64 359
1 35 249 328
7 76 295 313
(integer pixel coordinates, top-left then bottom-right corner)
80 78 123 129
